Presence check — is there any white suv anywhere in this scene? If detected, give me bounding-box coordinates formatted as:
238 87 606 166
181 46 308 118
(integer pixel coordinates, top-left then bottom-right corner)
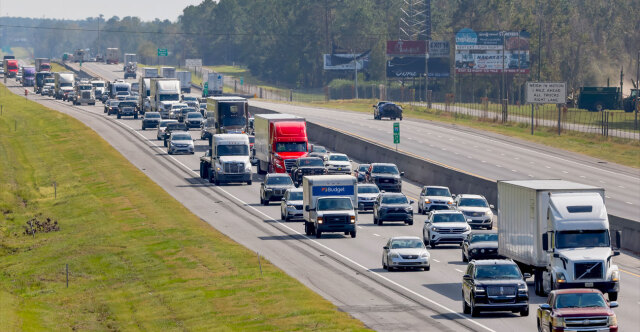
454 194 494 230
422 210 471 248
418 186 454 214
324 153 352 174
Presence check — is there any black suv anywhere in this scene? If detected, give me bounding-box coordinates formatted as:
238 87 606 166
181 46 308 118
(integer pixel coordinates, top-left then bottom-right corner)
462 232 500 262
289 157 327 186
462 259 530 317
117 101 138 119
366 163 403 192
163 122 188 147
259 173 295 205
373 101 403 120
373 192 414 225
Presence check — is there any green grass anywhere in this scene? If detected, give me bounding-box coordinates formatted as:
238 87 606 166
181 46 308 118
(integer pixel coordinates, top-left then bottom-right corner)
0 47 33 61
49 62 66 73
271 99 640 169
0 82 369 331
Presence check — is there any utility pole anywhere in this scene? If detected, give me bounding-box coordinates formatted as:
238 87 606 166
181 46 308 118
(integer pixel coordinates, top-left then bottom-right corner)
98 14 103 58
502 31 506 102
353 52 358 99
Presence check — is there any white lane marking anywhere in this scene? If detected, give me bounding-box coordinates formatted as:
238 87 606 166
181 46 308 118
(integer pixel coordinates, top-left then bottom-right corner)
580 175 586 178
514 157 519 160
455 269 464 273
562 171 568 174
545 166 551 169
467 156 473 159
511 170 517 172
357 226 363 229
481 160 487 163
618 186 625 189
433 259 440 263
606 196 611 199
373 233 381 237
495 165 502 168
114 117 497 332
600 180 606 184
528 174 534 177
626 202 633 205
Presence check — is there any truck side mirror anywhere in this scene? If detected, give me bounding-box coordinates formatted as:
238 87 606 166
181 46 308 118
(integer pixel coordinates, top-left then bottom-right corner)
542 233 549 252
305 205 310 212
400 172 405 176
539 303 551 311
614 230 621 250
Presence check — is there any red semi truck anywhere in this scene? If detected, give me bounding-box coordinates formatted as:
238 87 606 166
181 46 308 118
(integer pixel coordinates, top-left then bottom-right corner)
254 113 308 174
3 59 18 78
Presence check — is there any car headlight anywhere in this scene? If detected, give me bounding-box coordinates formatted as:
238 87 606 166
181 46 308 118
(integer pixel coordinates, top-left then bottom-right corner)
608 315 617 326
420 252 429 258
464 225 471 231
611 270 619 282
389 252 400 259
474 285 485 293
287 204 295 208
552 317 565 328
424 199 431 204
350 216 356 223
405 207 412 212
317 216 323 224
556 272 567 284
518 283 528 292
431 226 438 232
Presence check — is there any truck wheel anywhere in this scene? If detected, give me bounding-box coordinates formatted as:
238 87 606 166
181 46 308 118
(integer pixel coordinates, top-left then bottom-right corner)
134 114 138 119
142 125 146 130
315 230 322 238
214 176 220 186
208 170 214 183
163 139 167 147
199 163 203 178
534 270 544 296
608 292 618 301
247 180 252 185
595 102 604 112
378 219 383 226
117 114 121 119
520 306 529 317
350 231 356 238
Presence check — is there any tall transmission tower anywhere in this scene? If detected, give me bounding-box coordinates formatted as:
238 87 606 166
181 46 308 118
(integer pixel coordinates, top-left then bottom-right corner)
399 0 431 40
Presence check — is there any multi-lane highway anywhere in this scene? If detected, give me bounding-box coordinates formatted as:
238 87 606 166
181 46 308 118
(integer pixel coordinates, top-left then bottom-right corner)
9 62 640 331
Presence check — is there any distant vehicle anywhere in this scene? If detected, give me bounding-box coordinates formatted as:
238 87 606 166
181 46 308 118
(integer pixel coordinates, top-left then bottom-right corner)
116 101 138 119
141 112 161 130
324 153 352 175
123 53 136 70
289 157 326 186
105 100 120 115
91 80 106 100
169 103 189 120
422 210 471 248
462 232 500 262
21 66 36 87
373 101 403 120
281 188 304 221
204 72 224 96
537 289 618 332
176 71 191 93
373 192 414 225
167 131 194 155
54 72 75 100
35 72 53 94
199 134 252 185
150 78 180 117
382 236 430 271
356 183 380 211
302 175 357 238
205 96 249 134
34 58 51 72
182 96 198 102
73 82 95 105
260 173 295 205
106 48 119 64
418 186 454 214
160 66 176 78
3 59 18 78
124 62 137 79
354 163 369 183
157 119 178 140
366 163 403 192
184 112 203 128
163 122 188 147
462 259 530 317
308 144 328 161
200 117 215 140
455 194 494 229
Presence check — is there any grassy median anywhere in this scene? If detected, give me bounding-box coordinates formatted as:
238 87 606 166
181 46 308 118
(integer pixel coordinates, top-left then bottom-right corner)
0 83 368 331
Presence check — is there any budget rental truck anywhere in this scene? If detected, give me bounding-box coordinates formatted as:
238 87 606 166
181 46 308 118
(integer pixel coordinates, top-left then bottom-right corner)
497 180 621 300
199 134 252 185
303 175 357 238
254 114 308 174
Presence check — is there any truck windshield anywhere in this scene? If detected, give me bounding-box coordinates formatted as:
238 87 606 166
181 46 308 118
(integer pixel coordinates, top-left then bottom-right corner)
78 86 91 90
556 230 610 249
554 293 606 309
317 198 353 211
432 213 466 223
217 145 248 156
45 79 54 84
276 142 307 152
115 86 129 92
159 94 179 101
426 188 451 196
60 83 72 87
372 165 399 174
92 83 105 87
459 198 488 207
474 264 521 280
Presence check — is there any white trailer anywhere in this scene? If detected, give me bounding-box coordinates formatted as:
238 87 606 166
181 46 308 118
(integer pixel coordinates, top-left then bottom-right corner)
160 66 176 79
497 180 621 300
142 67 159 78
176 71 192 93
302 175 357 238
204 72 224 96
199 134 252 185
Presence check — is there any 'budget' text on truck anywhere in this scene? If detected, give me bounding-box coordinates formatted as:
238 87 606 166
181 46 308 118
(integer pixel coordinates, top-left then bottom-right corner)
497 180 621 301
204 96 249 136
303 175 357 238
254 114 308 174
150 78 180 118
199 134 252 185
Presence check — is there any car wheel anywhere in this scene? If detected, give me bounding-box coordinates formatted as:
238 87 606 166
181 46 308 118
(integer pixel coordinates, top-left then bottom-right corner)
520 306 529 317
281 210 286 221
142 125 145 130
424 265 430 271
315 230 322 239
430 240 437 249
462 293 471 314
418 205 422 214
486 224 493 230
462 250 468 262
382 258 388 270
350 231 356 238
407 220 413 226
261 194 268 206
608 292 618 301
163 140 167 147
214 176 220 186
117 114 121 119
247 180 252 185
470 297 480 317
378 219 383 226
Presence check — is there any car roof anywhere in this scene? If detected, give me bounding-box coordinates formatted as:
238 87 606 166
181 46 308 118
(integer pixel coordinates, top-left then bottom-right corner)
371 163 396 166
171 131 190 136
423 185 449 189
458 194 485 199
390 236 421 241
552 288 604 295
286 188 303 193
431 210 463 215
472 259 516 266
266 173 290 177
380 192 406 197
328 152 347 156
359 183 378 188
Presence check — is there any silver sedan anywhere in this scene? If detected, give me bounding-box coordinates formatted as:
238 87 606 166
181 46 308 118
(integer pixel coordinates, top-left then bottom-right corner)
382 236 431 271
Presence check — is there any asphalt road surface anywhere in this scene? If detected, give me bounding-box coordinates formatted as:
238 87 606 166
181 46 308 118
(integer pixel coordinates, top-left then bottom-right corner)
19 63 639 331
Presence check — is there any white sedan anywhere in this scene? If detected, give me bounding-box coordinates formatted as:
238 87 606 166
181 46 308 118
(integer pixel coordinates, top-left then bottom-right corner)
382 236 430 271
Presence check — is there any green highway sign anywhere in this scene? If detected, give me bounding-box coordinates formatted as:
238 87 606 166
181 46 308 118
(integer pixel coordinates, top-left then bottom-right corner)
157 48 168 56
203 82 209 96
393 122 400 144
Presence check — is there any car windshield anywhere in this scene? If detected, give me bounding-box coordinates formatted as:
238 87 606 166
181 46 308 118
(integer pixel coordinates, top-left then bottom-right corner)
217 145 249 156
275 142 307 152
372 165 399 174
199 103 207 109
382 195 408 204
426 188 451 196
119 102 136 107
266 176 293 186
187 113 202 119
358 164 369 171
159 94 179 101
459 198 488 207
159 121 175 127
145 113 161 118
432 213 466 223
299 159 323 167
329 155 349 161
167 123 187 130
312 146 327 153
116 91 129 96
358 186 380 194
110 101 120 107
317 198 353 211
183 97 197 101
390 239 424 249
92 83 105 87
78 85 91 90
60 83 72 87
470 233 498 243
172 134 192 141
556 230 610 249
555 293 607 309
288 192 303 201
172 105 187 110
474 264 521 280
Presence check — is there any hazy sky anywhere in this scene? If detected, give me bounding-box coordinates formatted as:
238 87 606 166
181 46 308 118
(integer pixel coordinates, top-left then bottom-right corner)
1 0 204 22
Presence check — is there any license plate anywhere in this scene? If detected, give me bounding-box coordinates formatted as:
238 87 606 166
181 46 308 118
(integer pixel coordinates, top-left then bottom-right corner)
585 282 594 287
338 168 342 171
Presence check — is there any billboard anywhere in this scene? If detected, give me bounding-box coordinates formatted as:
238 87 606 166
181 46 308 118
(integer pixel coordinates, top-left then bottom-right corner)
455 28 530 74
323 53 370 70
386 57 450 78
386 40 427 56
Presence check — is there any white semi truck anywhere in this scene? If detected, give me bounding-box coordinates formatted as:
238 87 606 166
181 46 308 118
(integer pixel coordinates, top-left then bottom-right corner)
139 68 160 113
149 78 180 118
54 72 75 100
303 175 357 238
497 180 621 300
176 71 192 93
160 66 176 79
199 134 252 185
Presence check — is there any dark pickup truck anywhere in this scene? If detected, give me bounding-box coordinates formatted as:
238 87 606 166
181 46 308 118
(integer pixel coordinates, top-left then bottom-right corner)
289 157 327 186
373 101 403 120
163 122 188 147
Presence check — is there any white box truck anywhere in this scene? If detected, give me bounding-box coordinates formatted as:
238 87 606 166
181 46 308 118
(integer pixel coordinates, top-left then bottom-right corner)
142 67 159 78
497 180 621 300
150 78 180 118
204 72 224 96
199 134 252 185
54 72 75 100
160 66 176 79
303 175 357 238
106 48 119 64
176 71 191 93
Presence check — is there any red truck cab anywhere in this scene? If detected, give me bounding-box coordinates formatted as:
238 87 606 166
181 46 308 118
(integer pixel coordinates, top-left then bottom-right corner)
537 289 618 332
40 63 51 72
254 114 308 174
5 59 18 78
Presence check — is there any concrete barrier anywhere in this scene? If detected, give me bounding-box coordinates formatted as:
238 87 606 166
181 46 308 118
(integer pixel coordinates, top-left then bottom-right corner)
250 105 640 254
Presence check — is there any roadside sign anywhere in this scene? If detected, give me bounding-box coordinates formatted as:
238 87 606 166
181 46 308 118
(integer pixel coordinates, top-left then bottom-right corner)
240 77 244 85
526 82 566 104
203 82 209 97
157 48 168 57
393 122 400 144
204 82 208 89
185 58 202 67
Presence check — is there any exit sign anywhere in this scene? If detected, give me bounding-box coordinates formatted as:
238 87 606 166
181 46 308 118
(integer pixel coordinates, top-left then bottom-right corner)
157 48 168 56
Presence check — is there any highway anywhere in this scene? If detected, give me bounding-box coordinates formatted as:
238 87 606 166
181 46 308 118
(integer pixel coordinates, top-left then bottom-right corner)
12 62 640 331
